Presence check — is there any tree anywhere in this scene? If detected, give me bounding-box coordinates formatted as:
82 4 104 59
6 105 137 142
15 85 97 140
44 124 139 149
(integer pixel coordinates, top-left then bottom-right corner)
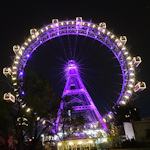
20 69 61 149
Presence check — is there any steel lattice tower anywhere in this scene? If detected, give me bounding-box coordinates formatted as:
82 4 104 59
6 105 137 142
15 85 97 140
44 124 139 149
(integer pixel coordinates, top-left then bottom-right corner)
56 60 107 130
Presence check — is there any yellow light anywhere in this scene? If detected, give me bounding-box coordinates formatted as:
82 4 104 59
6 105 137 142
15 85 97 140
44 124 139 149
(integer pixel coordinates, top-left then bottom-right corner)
13 66 17 70
127 90 132 94
82 22 85 25
78 141 83 144
28 38 31 42
22 104 26 108
92 24 95 28
121 101 126 105
24 42 28 46
102 29 105 33
13 83 17 86
19 50 22 55
130 78 135 82
14 61 18 64
88 23 90 27
111 34 114 38
37 117 40 121
130 73 134 76
129 67 134 70
45 26 49 30
12 71 17 75
21 47 25 50
12 77 16 80
71 21 74 24
122 47 126 50
124 52 128 55
103 138 108 143
108 114 112 119
115 38 119 42
66 21 69 25
69 142 73 145
58 143 62 146
127 56 131 60
50 25 53 28
61 22 64 25
128 84 133 88
16 55 20 59
124 95 129 99
103 118 106 123
89 140 93 144
107 32 110 35
128 61 133 65
42 120 46 124
26 108 31 113
41 29 44 32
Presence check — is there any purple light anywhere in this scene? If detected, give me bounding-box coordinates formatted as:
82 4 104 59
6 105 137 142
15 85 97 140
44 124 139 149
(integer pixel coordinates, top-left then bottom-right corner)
56 60 108 131
19 72 23 76
26 54 30 58
21 91 25 95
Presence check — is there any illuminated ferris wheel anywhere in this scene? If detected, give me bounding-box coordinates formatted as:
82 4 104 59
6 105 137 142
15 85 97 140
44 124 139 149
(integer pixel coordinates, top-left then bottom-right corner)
3 17 146 124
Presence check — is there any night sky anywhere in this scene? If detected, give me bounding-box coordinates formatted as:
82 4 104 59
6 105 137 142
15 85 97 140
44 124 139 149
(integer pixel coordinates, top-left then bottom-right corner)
0 0 150 117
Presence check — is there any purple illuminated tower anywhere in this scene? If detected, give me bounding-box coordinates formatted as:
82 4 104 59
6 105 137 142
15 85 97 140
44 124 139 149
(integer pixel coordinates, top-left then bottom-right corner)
56 60 107 130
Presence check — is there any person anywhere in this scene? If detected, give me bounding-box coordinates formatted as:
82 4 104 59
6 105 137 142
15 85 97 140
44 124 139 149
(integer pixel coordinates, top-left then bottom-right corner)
7 136 14 150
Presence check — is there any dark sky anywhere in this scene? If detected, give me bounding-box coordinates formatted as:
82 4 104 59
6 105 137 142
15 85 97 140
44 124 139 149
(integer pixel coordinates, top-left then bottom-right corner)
0 0 150 117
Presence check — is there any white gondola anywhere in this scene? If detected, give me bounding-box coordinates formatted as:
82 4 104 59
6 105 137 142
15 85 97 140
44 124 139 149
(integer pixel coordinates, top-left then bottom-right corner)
4 92 15 103
30 28 37 35
76 17 82 22
120 36 127 44
99 22 106 29
13 45 20 54
134 82 146 92
52 19 59 24
3 67 12 76
133 56 142 67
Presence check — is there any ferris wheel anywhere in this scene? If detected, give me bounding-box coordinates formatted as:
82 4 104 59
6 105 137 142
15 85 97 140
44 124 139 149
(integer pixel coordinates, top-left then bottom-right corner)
3 17 146 124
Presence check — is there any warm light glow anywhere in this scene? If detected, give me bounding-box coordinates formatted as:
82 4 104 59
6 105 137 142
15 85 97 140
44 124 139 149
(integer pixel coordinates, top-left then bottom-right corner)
42 120 46 124
89 140 93 144
92 24 95 28
124 95 129 99
12 66 17 70
12 77 16 80
130 73 134 76
58 142 62 146
102 29 105 33
28 38 31 42
26 108 31 113
21 47 25 50
45 26 49 30
41 29 44 32
121 101 126 105
127 90 132 94
124 51 128 55
103 118 106 123
130 78 135 82
127 56 131 60
111 34 114 38
78 141 83 144
128 84 133 88
14 61 18 64
24 42 28 46
16 55 20 59
102 138 108 143
37 117 40 121
69 142 73 145
108 114 112 119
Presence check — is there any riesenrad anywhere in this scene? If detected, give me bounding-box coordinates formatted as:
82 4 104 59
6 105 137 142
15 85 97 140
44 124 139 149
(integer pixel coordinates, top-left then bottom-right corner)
3 17 146 128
